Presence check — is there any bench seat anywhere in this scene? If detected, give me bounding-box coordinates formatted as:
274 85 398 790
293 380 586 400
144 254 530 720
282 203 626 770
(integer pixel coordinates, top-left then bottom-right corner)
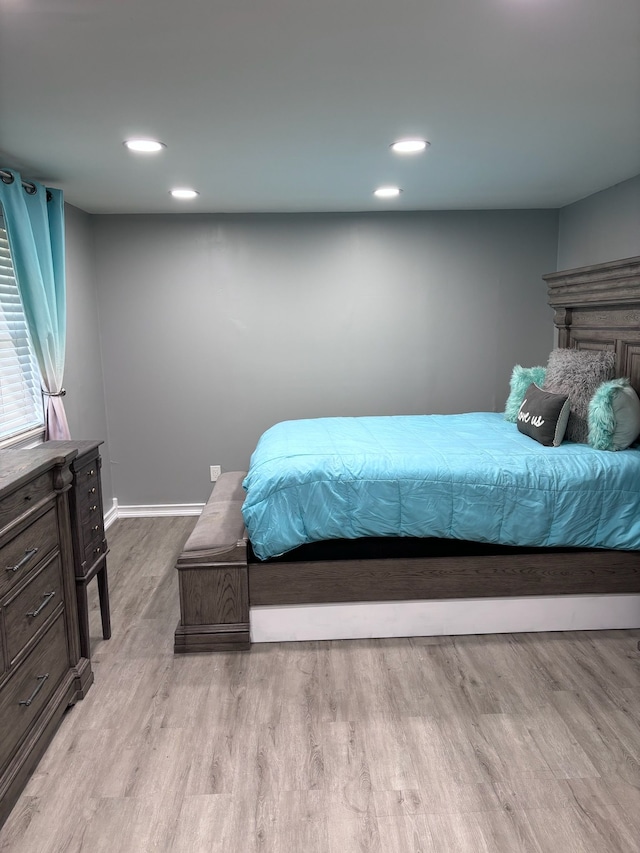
174 471 250 652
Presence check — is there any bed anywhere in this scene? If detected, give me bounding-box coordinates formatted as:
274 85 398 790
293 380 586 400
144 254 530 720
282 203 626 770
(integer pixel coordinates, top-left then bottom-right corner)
174 255 640 653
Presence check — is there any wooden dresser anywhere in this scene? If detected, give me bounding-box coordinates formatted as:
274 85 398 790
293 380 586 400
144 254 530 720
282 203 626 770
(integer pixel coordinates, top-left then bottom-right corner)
0 446 93 828
48 441 110 660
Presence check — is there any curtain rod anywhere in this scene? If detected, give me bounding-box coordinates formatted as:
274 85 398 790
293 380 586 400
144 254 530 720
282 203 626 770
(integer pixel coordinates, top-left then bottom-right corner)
0 169 53 201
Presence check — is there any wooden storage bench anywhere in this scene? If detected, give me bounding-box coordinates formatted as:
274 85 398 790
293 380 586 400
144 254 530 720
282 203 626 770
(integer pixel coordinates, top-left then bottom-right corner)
174 472 250 653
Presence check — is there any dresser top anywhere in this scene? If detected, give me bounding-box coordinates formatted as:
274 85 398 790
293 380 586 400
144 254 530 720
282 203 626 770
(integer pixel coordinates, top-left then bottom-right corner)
45 440 103 461
0 445 78 497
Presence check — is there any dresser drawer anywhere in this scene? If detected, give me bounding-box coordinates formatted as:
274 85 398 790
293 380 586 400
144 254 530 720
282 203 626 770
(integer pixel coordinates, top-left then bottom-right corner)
83 535 107 570
78 481 101 511
85 518 104 542
79 507 105 565
0 472 53 533
4 554 64 666
74 457 100 483
0 507 59 599
77 503 105 572
79 495 103 526
75 465 102 510
0 613 68 772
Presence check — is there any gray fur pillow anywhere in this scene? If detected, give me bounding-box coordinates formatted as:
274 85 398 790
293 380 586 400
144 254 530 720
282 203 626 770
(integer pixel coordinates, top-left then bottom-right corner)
543 348 616 443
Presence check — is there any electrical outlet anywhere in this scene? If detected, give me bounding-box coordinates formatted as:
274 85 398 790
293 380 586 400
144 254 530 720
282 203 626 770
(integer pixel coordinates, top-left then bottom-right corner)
210 465 221 482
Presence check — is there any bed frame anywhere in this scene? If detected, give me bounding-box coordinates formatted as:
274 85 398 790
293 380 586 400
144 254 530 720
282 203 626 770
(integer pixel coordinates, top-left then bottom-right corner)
174 255 640 653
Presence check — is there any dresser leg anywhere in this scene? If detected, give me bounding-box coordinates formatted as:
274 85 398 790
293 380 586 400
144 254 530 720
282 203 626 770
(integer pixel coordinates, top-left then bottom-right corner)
75 579 91 660
97 563 112 640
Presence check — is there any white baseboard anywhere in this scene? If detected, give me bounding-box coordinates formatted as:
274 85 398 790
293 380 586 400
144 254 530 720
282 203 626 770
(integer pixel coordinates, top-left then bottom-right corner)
103 499 119 530
250 594 640 643
116 502 205 518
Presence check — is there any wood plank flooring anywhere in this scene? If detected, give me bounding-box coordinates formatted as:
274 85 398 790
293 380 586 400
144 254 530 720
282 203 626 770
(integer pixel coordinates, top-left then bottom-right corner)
1 517 639 852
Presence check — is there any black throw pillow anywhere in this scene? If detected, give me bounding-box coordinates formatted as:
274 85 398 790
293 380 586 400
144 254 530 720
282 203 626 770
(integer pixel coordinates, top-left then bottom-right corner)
516 383 571 447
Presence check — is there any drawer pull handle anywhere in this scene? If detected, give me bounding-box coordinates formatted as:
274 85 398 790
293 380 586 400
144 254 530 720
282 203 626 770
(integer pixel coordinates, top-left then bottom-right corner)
89 487 96 495
94 546 101 555
19 674 49 707
27 591 56 618
93 524 101 532
87 469 95 476
90 504 98 512
6 547 38 573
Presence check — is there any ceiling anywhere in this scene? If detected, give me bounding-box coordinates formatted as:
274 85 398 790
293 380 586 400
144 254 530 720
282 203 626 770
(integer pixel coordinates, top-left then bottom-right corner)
1 0 639 215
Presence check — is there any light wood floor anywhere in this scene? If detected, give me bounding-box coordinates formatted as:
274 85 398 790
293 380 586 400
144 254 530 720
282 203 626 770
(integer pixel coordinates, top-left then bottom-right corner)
1 517 640 852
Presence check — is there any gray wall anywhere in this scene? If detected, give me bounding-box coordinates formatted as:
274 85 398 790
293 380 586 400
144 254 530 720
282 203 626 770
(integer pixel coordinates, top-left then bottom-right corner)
557 174 640 269
91 210 558 506
64 204 113 505
60 174 640 510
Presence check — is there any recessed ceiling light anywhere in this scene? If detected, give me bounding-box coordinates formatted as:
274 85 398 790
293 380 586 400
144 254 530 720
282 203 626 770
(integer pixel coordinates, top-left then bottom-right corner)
170 188 199 199
374 186 402 199
123 138 166 153
390 139 429 154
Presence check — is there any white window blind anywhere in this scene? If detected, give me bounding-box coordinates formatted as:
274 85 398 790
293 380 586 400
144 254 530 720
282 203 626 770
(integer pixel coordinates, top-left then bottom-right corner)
0 214 44 442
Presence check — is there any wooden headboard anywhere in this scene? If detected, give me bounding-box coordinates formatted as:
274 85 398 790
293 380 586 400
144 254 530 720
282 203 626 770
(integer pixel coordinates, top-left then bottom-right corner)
544 256 640 397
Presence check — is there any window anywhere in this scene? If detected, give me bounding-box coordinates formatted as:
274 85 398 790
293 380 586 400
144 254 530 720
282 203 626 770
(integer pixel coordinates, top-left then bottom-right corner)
0 213 44 445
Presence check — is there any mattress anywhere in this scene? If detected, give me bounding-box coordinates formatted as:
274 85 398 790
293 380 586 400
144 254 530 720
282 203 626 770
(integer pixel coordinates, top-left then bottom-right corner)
241 412 640 560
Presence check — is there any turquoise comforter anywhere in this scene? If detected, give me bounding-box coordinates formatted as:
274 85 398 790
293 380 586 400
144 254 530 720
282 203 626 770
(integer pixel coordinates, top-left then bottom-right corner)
241 412 640 560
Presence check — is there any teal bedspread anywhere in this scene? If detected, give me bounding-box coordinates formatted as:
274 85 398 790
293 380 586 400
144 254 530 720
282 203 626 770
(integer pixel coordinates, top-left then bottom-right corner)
241 412 640 560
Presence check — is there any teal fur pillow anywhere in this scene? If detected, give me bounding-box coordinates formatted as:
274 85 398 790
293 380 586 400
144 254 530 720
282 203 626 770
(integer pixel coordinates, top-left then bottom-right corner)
504 365 547 422
588 378 640 451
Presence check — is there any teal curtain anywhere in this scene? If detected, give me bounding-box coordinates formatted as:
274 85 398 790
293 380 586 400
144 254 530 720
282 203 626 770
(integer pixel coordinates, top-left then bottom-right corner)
0 169 70 439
